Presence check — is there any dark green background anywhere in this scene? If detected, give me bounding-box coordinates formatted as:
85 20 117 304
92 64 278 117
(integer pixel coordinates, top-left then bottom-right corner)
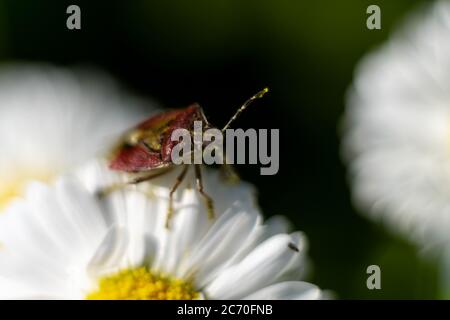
0 0 439 298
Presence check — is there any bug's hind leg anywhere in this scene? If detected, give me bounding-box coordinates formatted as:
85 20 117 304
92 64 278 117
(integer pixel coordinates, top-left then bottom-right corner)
194 164 215 220
166 165 189 228
96 168 172 199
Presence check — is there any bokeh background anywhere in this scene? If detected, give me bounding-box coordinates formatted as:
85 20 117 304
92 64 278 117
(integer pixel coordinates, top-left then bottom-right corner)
0 0 438 298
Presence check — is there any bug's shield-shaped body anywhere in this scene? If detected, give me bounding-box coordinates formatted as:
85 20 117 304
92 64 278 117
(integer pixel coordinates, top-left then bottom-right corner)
106 103 214 228
109 104 205 172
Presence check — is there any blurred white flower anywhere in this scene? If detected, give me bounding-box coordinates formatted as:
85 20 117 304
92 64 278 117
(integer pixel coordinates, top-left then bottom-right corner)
0 64 151 210
0 163 321 300
342 1 450 248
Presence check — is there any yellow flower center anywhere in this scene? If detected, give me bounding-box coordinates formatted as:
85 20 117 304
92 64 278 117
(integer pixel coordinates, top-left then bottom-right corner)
86 267 200 300
0 171 53 210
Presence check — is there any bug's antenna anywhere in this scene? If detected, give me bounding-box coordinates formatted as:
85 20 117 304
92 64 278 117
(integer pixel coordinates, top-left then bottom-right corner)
221 87 269 132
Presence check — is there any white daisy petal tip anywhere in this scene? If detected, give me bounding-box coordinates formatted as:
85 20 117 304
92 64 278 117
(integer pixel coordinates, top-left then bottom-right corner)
243 281 322 300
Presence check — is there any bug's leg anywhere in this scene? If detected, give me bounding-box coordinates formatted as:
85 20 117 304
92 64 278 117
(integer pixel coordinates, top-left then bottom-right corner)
96 168 172 198
130 169 172 184
194 164 215 220
220 163 240 184
217 149 240 183
166 165 189 228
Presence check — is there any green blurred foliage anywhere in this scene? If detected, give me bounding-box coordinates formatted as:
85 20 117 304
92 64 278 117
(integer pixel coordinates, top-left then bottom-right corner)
0 0 440 298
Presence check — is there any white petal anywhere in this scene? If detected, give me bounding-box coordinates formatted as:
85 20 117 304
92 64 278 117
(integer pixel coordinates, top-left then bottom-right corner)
243 281 322 300
276 232 309 281
87 226 131 276
205 233 302 299
264 215 292 236
0 276 66 300
0 177 111 298
156 190 211 275
54 178 109 247
178 202 261 285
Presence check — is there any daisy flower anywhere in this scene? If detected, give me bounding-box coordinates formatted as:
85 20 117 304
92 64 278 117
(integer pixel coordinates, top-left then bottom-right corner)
342 1 450 248
0 64 151 211
0 162 322 300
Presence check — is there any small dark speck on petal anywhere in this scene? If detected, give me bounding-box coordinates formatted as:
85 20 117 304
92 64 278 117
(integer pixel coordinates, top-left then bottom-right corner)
288 242 299 252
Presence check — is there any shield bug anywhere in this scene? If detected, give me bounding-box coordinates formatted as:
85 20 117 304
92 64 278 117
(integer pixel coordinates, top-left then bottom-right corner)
102 88 269 228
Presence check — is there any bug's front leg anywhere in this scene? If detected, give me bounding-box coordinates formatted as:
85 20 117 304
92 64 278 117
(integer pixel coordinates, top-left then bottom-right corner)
166 165 189 228
220 163 240 184
215 148 239 183
194 164 215 220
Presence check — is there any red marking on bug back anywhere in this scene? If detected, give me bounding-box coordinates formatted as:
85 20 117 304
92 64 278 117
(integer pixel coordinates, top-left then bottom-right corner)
109 144 163 172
